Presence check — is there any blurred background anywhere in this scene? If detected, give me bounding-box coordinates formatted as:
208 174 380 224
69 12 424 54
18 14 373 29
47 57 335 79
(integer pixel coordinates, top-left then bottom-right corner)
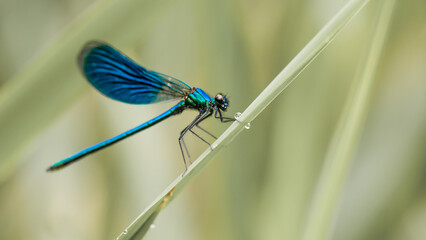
0 0 425 239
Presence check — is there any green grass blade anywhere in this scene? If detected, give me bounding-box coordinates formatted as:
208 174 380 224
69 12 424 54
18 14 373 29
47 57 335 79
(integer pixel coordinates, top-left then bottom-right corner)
116 0 372 238
301 0 397 240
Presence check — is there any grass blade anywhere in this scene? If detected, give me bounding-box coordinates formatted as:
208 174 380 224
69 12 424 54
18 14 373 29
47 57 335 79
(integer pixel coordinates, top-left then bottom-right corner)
116 0 372 238
301 0 397 239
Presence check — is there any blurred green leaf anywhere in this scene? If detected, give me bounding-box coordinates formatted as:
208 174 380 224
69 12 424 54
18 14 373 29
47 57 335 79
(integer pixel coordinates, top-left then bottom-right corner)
301 0 396 239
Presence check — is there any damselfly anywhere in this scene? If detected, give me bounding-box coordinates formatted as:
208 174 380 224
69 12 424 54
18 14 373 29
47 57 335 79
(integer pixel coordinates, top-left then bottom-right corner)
47 41 234 172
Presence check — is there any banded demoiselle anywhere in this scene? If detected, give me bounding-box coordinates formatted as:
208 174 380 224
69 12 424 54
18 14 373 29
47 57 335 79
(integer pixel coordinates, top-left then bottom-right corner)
47 41 234 172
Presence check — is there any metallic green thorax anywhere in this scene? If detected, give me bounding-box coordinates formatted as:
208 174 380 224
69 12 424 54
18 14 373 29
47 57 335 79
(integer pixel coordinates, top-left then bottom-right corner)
184 88 214 109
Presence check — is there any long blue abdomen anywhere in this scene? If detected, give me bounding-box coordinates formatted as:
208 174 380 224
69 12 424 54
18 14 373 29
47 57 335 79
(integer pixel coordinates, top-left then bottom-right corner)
47 101 186 171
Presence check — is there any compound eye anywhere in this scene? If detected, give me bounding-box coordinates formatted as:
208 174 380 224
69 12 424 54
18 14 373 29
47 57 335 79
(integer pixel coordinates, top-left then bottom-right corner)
215 93 229 111
215 94 224 103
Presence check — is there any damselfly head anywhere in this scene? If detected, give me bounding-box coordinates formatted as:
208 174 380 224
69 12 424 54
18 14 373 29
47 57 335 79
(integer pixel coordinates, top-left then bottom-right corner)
215 93 229 111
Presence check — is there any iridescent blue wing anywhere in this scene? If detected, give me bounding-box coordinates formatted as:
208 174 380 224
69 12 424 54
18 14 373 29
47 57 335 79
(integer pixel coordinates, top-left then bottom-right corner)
78 41 192 104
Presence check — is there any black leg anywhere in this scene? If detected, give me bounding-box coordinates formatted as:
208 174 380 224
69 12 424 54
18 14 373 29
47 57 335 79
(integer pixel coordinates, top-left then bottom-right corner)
185 110 213 145
191 111 217 139
178 138 189 173
179 113 203 173
181 137 191 163
178 110 212 173
215 109 235 123
179 108 234 175
195 125 217 139
189 128 212 147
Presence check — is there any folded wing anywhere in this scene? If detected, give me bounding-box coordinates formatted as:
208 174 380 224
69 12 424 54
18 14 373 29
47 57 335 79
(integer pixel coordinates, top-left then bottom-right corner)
78 41 191 104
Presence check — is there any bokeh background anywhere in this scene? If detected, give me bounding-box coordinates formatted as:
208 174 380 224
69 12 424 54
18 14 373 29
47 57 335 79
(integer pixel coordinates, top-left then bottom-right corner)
0 0 425 239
